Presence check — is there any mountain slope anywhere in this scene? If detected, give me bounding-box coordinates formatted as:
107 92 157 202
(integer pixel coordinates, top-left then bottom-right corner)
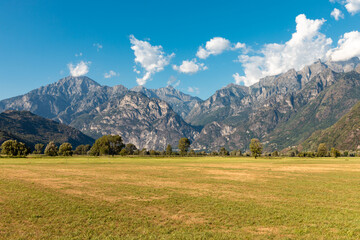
300 101 360 151
192 59 360 151
0 110 94 148
131 85 202 119
0 76 128 124
71 92 199 150
265 70 360 150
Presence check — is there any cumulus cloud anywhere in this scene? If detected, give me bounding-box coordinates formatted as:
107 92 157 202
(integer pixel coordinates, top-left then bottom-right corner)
130 35 174 85
93 43 103 51
232 73 243 85
345 0 360 14
331 8 344 20
104 70 119 79
235 14 333 86
187 87 200 94
327 31 360 61
68 61 90 77
196 37 246 59
173 59 208 74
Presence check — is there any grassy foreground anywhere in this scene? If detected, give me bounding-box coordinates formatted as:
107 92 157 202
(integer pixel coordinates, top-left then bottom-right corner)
1 156 360 239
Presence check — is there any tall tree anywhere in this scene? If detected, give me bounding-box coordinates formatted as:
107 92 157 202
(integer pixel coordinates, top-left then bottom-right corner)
33 143 45 154
317 143 328 157
74 144 91 155
1 140 30 157
125 143 137 155
59 142 73 156
249 138 262 159
178 138 190 155
89 135 124 156
330 147 340 158
44 141 58 156
166 144 172 155
219 147 229 156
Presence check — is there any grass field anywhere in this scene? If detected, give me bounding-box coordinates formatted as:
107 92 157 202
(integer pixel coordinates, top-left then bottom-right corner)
1 156 360 239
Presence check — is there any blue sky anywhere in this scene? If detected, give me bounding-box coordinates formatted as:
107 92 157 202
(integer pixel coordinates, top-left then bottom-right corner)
1 0 360 100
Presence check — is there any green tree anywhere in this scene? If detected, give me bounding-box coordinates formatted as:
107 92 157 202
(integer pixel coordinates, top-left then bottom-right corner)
59 142 73 156
120 148 129 156
189 149 196 156
89 135 125 156
125 143 137 155
330 148 340 158
317 143 328 157
1 140 30 157
166 144 172 155
44 141 58 156
33 143 45 154
249 138 262 159
178 138 190 155
74 144 91 155
272 151 279 157
219 147 229 156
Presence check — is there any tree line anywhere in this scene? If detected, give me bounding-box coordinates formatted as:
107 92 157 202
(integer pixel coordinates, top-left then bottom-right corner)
0 136 359 158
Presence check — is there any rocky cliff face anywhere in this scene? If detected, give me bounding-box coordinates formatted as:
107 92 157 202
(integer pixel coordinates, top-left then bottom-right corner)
71 92 199 150
131 85 202 119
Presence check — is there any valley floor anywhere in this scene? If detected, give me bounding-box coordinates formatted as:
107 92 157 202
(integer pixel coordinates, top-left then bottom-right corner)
1 156 360 239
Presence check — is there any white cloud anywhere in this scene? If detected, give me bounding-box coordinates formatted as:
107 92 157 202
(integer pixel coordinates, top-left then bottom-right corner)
331 8 344 20
345 0 360 14
234 42 246 49
104 70 119 79
75 52 83 57
327 31 360 61
235 14 333 86
232 73 243 84
167 76 181 87
172 59 207 74
187 87 200 94
196 37 246 59
130 35 174 85
68 61 90 77
93 43 103 51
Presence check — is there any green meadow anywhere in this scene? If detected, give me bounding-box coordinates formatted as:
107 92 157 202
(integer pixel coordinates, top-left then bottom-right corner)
1 156 360 239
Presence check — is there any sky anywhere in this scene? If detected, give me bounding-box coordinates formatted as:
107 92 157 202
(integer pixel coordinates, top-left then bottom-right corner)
1 0 360 100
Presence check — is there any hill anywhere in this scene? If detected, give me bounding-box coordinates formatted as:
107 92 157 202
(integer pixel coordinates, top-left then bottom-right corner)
300 101 360 151
0 110 94 148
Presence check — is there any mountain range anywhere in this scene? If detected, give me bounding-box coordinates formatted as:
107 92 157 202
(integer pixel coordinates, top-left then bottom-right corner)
1 57 360 151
